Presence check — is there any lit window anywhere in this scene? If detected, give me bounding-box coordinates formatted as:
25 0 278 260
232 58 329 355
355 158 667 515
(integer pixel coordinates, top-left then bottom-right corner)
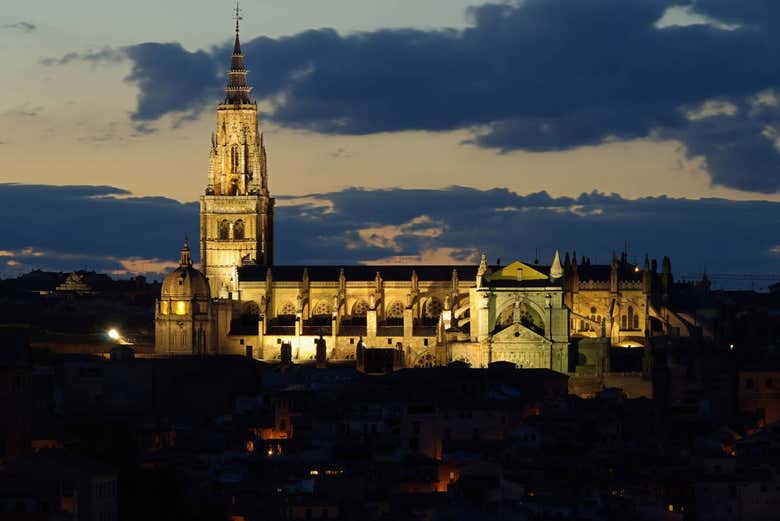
174 301 187 315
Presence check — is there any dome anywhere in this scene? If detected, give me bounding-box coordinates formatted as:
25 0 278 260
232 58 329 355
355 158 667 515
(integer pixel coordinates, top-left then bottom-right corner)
161 239 211 299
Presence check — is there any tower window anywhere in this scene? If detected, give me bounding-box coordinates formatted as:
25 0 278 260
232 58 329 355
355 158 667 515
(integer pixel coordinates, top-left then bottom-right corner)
234 219 245 240
231 144 240 172
219 220 230 240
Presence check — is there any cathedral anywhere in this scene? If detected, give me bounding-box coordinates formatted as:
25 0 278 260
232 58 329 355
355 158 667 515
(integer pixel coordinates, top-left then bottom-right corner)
155 19 694 371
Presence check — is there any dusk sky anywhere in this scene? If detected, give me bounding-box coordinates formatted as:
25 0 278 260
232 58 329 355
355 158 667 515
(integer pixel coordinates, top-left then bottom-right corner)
1 0 779 287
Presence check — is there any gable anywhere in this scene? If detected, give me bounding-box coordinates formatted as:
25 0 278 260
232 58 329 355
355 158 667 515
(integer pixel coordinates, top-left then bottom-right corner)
491 322 551 344
488 261 548 283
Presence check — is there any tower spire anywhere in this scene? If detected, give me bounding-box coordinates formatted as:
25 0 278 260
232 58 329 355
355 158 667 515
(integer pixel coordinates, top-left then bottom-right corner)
180 236 192 267
235 0 241 36
225 1 252 104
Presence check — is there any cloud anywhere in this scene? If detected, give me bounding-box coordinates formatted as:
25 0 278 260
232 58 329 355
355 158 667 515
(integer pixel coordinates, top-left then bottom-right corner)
58 0 780 193
1 182 778 286
0 183 198 277
0 246 180 278
329 147 351 159
2 105 42 118
123 43 220 122
2 22 36 33
353 215 445 251
363 247 480 265
40 48 125 66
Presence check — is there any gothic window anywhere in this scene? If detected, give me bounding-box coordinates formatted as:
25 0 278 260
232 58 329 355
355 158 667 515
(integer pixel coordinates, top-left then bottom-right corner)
312 301 331 316
628 306 635 330
621 315 628 330
590 306 597 314
386 301 404 319
234 219 245 240
415 353 436 368
426 298 443 318
352 300 369 317
633 314 640 330
231 145 240 172
279 302 296 317
244 301 260 316
219 220 230 240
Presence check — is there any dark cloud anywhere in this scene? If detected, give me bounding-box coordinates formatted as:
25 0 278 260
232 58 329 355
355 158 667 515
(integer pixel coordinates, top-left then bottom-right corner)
1 184 778 287
0 184 198 274
123 43 220 122
2 22 36 33
42 1 780 192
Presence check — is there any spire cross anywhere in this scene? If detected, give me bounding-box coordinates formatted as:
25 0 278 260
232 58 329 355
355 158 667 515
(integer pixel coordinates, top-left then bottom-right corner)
234 1 243 35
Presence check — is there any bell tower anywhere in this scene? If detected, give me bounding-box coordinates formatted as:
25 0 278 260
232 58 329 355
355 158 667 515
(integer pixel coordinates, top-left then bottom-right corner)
200 4 274 298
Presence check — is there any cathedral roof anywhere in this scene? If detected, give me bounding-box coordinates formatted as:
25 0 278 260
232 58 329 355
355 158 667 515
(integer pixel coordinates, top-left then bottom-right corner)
238 265 480 283
576 263 643 283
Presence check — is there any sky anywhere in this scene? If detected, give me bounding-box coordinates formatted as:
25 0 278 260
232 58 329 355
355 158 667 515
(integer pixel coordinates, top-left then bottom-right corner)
0 0 779 288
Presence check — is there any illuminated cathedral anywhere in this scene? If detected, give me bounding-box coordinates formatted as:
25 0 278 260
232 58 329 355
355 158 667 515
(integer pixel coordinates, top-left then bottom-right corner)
155 17 694 371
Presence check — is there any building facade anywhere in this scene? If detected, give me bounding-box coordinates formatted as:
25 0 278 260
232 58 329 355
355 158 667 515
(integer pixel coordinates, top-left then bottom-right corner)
155 20 695 372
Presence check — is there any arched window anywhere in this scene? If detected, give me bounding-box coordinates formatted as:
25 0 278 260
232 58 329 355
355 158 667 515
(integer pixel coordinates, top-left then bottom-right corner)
426 298 443 318
279 302 296 317
352 300 369 317
621 315 628 330
244 301 260 316
386 301 404 319
312 301 331 317
633 314 640 330
231 144 240 172
219 220 230 240
628 307 634 330
415 353 436 368
234 219 245 240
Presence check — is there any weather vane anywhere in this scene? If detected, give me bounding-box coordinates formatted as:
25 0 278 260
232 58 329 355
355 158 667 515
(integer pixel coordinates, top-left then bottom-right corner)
234 0 243 35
